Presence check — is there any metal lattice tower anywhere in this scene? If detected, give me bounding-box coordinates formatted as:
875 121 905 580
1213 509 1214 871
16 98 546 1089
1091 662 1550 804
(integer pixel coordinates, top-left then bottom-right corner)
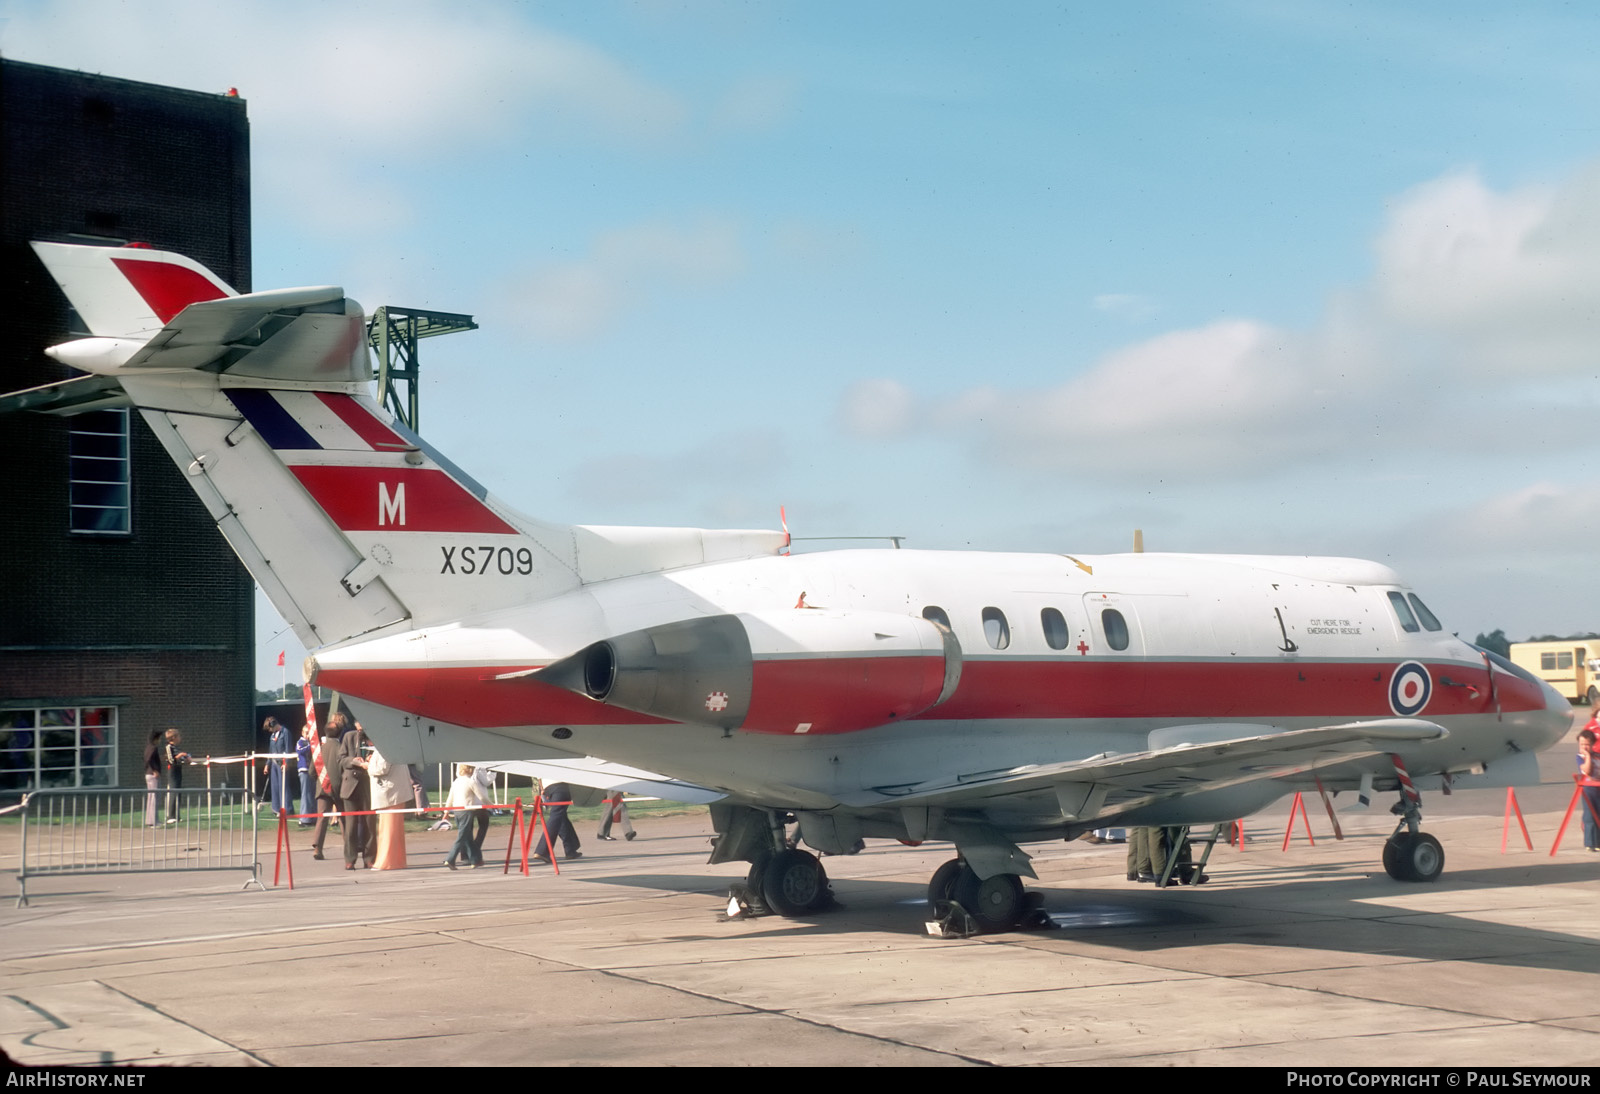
367 306 478 432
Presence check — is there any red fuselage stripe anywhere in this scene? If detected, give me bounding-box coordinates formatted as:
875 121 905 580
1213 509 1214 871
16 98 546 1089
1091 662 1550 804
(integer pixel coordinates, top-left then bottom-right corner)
315 658 1541 733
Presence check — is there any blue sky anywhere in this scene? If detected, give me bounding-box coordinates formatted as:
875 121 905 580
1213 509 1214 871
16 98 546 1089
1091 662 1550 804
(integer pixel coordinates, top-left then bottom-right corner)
5 1 1600 689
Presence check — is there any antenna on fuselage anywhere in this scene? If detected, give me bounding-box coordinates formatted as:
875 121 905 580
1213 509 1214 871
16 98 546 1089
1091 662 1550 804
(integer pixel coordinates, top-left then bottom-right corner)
1133 529 1144 553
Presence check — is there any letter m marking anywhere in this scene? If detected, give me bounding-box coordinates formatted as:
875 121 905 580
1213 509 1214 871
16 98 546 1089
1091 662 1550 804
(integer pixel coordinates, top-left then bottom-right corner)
378 481 406 526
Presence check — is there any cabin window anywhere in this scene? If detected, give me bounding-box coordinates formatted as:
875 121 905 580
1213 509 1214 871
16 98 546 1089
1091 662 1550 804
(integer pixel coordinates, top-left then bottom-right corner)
921 606 951 631
1407 594 1442 632
1101 608 1129 651
1041 607 1070 650
1386 591 1420 633
982 607 1010 650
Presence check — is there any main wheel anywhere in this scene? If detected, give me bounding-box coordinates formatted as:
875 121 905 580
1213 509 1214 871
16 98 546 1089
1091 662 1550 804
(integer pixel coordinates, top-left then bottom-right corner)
952 868 1025 933
761 848 830 915
928 858 965 906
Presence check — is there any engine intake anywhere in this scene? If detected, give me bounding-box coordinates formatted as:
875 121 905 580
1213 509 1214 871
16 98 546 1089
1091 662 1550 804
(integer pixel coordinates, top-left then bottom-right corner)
539 609 962 735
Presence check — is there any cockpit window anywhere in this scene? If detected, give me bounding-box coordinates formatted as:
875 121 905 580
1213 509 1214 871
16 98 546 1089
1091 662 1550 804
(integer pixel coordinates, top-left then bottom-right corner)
1386 591 1420 633
1041 607 1070 650
1407 594 1442 632
982 607 1010 650
1101 608 1129 651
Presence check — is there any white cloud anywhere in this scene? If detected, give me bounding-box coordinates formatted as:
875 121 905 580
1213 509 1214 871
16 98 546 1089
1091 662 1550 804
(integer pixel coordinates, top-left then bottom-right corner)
2 1 689 229
836 162 1600 483
509 217 743 341
1376 167 1600 374
839 378 916 438
1406 482 1600 558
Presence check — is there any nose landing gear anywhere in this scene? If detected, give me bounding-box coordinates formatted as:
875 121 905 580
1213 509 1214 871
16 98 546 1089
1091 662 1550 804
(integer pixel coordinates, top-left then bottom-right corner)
1381 754 1445 882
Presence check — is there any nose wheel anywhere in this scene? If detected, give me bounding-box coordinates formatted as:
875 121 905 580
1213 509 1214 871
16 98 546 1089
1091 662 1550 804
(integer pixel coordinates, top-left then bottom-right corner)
1381 754 1444 882
1382 830 1444 882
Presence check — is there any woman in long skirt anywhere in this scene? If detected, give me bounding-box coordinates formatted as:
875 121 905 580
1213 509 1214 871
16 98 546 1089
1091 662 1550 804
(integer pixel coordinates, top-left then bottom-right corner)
367 745 413 869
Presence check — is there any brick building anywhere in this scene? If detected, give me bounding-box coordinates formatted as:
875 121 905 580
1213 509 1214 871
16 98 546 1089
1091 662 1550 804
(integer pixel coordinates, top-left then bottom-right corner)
0 60 255 793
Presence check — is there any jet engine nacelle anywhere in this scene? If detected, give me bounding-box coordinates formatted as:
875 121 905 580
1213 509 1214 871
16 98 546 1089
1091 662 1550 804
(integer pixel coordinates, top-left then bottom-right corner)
539 609 962 735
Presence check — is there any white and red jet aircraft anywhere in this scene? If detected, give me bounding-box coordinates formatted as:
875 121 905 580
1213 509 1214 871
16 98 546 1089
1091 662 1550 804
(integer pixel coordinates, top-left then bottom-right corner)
27 241 1573 931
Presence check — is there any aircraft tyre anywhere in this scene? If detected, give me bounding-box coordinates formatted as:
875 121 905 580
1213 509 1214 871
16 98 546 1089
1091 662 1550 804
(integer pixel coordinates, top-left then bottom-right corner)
928 858 965 906
1382 834 1407 879
761 848 830 916
952 868 1026 933
1383 832 1444 882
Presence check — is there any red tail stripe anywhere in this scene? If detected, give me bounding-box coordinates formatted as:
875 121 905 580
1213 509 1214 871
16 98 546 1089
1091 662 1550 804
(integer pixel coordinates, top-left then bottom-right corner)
111 256 228 322
290 465 517 534
316 392 409 451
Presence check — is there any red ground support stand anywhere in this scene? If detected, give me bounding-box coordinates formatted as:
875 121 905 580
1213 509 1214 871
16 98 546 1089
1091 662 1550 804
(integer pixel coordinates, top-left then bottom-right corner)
1548 775 1600 855
512 793 568 875
503 799 525 874
1502 787 1532 852
1281 792 1316 850
271 808 294 889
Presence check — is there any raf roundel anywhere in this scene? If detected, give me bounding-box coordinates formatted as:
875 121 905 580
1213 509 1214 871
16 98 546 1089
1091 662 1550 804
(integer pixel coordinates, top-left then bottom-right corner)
1388 661 1432 717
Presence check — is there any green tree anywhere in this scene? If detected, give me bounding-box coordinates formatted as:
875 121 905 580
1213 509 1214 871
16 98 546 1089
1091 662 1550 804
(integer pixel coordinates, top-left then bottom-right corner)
1473 629 1510 657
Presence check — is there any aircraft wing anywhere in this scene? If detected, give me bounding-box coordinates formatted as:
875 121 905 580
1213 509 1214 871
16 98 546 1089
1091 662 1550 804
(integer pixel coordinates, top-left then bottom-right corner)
834 717 1447 809
474 758 727 805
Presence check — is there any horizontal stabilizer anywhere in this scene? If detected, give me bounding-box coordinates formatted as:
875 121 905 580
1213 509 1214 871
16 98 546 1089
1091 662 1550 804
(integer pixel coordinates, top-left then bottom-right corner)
476 759 726 805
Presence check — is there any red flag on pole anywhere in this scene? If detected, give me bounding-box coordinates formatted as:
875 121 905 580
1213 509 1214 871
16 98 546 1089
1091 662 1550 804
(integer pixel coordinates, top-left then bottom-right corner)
277 650 286 667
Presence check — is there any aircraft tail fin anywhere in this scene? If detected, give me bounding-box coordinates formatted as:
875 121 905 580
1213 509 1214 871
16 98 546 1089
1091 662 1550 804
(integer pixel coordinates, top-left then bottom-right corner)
27 243 784 654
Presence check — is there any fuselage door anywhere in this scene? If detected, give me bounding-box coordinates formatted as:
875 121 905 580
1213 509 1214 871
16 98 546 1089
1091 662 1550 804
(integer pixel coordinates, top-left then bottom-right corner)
1082 592 1144 657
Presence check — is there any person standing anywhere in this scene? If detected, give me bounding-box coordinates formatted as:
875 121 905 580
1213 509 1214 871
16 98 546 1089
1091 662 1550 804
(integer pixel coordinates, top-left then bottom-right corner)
368 743 413 870
338 720 376 869
296 725 316 828
142 729 164 827
443 764 490 870
311 714 347 860
161 728 190 824
1578 729 1600 852
265 717 292 817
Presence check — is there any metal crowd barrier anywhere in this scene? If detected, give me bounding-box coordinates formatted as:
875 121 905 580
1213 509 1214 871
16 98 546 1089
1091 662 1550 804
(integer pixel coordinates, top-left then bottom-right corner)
15 786 264 906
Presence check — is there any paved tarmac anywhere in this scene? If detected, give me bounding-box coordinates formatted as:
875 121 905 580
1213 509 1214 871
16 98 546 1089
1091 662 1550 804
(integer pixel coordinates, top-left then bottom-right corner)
3 758 1600 1068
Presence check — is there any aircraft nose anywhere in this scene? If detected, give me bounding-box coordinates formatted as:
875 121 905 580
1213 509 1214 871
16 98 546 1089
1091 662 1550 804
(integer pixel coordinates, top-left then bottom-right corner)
1538 678 1577 742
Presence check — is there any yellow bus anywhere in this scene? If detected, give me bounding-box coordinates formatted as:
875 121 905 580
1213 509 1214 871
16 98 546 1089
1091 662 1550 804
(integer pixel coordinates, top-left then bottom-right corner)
1508 640 1600 705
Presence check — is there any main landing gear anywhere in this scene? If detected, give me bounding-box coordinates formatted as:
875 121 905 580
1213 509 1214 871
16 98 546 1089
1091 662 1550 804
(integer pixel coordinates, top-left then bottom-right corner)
927 857 1038 934
1381 755 1445 883
750 847 833 916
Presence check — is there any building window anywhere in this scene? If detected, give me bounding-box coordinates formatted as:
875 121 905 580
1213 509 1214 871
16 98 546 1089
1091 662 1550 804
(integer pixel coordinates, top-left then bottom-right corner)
0 705 119 791
68 408 131 534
